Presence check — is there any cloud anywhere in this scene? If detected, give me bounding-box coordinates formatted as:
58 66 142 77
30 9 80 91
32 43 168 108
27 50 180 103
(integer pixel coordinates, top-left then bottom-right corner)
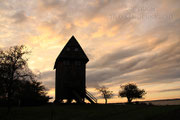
87 19 180 86
1 0 180 100
39 71 55 89
33 0 180 92
11 11 28 23
158 88 180 93
88 45 147 68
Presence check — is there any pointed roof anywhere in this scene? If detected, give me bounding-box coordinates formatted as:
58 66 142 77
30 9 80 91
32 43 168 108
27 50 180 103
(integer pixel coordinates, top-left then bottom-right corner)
54 36 89 69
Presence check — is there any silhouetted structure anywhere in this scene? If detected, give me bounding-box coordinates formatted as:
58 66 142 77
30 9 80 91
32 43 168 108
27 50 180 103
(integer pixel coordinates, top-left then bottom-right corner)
54 36 97 104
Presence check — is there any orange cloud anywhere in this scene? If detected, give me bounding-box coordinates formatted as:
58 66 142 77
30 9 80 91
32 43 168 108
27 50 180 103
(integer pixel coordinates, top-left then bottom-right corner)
27 24 63 48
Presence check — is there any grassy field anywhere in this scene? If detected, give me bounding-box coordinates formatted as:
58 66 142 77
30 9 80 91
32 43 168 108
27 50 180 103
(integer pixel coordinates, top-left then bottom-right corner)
0 104 180 120
145 99 180 105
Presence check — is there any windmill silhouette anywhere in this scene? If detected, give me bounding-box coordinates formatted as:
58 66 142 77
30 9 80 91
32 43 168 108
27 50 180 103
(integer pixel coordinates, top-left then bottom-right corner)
54 36 97 104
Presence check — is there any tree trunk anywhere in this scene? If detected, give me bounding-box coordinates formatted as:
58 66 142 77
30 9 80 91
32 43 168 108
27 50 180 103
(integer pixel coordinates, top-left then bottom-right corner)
7 81 12 114
7 91 11 114
8 68 15 113
105 98 107 104
127 97 132 103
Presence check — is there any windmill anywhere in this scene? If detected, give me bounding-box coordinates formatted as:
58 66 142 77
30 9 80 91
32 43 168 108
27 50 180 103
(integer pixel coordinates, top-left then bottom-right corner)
54 36 97 104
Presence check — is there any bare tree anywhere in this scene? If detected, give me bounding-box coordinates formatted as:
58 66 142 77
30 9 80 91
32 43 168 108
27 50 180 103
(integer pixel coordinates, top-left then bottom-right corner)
119 83 146 103
97 86 113 104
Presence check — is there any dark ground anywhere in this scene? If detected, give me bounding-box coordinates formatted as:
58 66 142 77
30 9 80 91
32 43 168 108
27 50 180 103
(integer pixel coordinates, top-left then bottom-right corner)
0 104 180 120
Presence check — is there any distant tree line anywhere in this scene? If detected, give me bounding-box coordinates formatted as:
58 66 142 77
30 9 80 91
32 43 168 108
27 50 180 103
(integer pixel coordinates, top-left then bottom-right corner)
0 45 50 107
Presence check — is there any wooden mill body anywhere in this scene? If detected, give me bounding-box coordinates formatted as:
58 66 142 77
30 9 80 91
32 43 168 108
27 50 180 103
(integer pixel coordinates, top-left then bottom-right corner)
54 36 89 102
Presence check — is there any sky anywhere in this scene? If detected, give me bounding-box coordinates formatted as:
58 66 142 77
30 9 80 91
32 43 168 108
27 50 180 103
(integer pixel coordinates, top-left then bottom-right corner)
0 0 180 103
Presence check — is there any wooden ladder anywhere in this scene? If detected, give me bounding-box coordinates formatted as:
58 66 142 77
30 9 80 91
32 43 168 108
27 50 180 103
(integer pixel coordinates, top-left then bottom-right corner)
85 90 97 104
